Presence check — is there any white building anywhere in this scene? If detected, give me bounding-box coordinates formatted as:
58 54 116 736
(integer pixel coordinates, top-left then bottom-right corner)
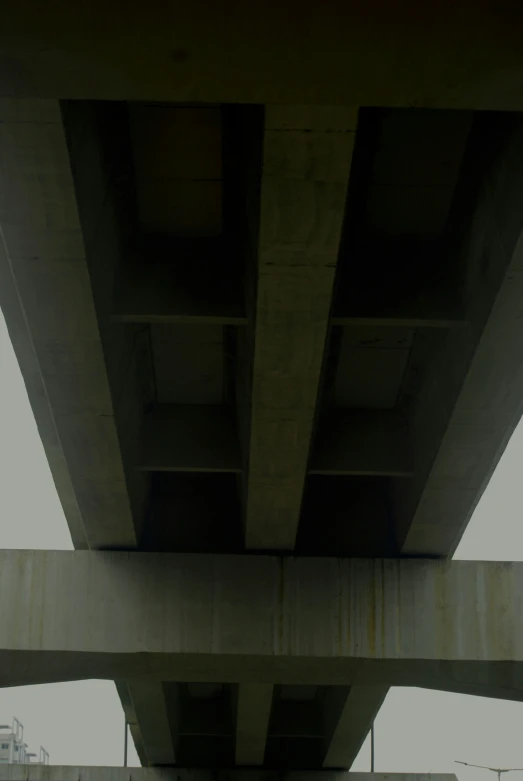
0 719 49 765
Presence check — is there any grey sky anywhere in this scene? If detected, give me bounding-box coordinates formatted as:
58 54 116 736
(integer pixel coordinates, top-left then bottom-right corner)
1 308 523 775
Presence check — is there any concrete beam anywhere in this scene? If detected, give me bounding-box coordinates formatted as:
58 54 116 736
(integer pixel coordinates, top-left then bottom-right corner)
116 681 149 768
394 114 523 556
332 242 466 330
0 768 458 781
332 281 465 330
321 686 388 769
124 681 176 766
2 552 523 695
243 105 357 549
136 406 242 474
2 2 523 110
309 411 412 478
136 406 412 477
0 99 138 550
235 684 274 766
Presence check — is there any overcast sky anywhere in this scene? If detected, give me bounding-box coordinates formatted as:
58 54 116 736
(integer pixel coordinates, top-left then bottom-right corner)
2 309 523 776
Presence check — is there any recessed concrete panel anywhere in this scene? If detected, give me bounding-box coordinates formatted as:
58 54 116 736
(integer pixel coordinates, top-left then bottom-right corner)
143 473 243 553
130 106 222 180
280 685 318 702
363 183 457 238
151 324 224 405
369 109 472 187
297 476 395 556
357 108 472 239
130 105 223 236
334 339 411 408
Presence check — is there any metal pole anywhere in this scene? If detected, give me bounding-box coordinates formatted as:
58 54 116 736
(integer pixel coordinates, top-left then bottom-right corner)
371 723 375 772
124 720 128 767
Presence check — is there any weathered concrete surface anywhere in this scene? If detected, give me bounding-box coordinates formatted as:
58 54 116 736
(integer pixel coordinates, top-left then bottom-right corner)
0 99 142 549
1 2 523 109
243 106 357 549
0 99 88 549
1 552 523 691
0 769 458 781
395 115 523 557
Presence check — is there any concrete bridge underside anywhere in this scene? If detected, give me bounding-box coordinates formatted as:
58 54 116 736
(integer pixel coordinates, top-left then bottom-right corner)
2 1 523 772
